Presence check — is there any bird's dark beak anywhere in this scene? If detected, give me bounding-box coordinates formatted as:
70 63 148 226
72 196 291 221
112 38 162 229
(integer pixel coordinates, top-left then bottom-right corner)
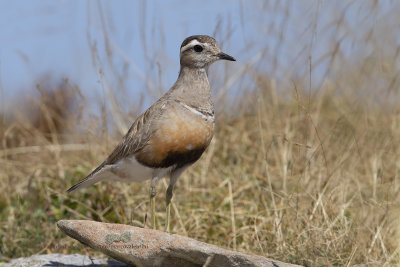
217 52 236 61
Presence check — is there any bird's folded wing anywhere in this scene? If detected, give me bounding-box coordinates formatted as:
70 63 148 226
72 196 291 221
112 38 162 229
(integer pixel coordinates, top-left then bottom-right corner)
66 102 163 193
105 101 163 166
85 99 167 179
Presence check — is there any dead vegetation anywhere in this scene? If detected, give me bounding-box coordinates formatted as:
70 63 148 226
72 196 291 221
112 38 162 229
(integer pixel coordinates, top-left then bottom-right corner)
1 1 400 266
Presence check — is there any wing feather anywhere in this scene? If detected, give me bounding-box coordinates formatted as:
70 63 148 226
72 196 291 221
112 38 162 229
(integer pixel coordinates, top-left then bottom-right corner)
67 100 166 193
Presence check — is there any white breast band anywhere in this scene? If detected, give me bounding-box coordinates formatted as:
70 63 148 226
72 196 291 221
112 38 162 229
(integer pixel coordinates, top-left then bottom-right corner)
179 102 214 122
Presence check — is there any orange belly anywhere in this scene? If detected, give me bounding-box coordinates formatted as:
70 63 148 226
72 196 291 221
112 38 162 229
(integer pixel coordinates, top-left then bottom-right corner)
136 108 214 167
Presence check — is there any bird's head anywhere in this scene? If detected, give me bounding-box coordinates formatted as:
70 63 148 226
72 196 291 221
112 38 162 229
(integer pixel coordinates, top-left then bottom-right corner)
179 35 236 69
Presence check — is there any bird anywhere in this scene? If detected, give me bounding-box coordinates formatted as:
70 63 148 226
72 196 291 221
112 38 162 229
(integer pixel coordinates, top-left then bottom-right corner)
67 35 236 232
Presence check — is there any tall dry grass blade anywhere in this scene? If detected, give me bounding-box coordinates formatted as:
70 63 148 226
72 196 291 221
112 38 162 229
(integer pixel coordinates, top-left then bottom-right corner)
228 179 237 250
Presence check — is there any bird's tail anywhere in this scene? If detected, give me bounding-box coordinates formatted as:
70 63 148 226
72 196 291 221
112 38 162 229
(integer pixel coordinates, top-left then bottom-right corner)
66 164 106 193
66 176 99 193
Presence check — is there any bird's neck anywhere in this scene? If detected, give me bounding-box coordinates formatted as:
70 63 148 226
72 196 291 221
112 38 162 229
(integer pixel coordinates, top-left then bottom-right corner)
177 66 209 85
169 66 213 110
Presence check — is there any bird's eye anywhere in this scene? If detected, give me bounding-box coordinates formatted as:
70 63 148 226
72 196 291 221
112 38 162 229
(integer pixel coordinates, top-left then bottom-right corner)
193 45 203 52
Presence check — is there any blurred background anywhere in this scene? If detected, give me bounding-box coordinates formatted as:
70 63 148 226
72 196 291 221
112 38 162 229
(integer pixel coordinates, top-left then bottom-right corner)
1 1 400 266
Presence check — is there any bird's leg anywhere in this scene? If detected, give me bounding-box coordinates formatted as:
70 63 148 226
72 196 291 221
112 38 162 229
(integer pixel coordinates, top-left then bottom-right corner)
150 178 157 230
165 183 174 233
164 167 187 233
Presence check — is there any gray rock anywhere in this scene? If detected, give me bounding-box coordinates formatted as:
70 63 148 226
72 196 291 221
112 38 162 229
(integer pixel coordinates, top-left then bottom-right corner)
3 253 128 267
57 220 302 267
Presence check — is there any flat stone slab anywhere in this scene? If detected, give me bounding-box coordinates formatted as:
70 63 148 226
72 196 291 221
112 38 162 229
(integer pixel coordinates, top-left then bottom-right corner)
3 253 128 267
57 220 301 267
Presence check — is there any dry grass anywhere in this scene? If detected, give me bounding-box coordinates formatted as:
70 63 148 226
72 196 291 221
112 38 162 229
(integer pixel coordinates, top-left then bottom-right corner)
1 77 399 266
1 2 400 266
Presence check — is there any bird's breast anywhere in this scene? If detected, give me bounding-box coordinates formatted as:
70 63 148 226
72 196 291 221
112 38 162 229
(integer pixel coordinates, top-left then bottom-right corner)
135 106 214 168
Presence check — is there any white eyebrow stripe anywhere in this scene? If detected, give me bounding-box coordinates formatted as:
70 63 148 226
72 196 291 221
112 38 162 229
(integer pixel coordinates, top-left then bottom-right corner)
179 102 214 121
180 39 202 52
